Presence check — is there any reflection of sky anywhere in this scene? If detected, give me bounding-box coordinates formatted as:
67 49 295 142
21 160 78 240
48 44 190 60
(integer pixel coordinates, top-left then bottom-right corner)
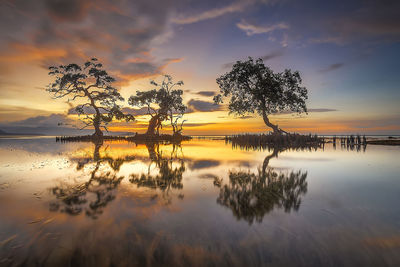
0 138 400 265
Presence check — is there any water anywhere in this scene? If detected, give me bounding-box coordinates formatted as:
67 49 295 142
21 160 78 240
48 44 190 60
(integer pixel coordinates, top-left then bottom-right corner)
0 137 399 266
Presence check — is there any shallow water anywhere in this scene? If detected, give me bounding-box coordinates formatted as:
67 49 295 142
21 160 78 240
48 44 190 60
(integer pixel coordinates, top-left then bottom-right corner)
0 137 399 266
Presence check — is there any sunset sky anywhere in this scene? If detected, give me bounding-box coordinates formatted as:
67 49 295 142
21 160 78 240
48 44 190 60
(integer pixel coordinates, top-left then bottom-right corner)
0 0 399 135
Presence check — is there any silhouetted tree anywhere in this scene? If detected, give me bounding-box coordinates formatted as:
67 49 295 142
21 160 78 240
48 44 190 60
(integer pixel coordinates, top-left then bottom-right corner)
47 58 134 138
128 75 186 136
217 147 308 224
218 168 307 224
49 140 135 218
214 57 308 134
170 111 187 137
129 142 185 204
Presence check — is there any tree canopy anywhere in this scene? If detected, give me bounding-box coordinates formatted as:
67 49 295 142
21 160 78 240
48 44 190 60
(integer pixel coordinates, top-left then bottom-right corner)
216 147 308 224
129 143 185 204
214 57 308 134
47 58 134 138
128 75 187 136
50 140 136 218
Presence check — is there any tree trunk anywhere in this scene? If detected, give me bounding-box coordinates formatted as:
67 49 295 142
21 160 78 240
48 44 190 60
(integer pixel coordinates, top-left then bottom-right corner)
262 110 281 134
146 115 160 135
145 143 159 162
85 89 103 139
93 124 103 138
92 139 103 161
171 121 176 135
92 112 103 139
262 147 281 177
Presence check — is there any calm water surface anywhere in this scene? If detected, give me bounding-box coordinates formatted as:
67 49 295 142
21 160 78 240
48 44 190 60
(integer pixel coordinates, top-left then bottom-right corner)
0 137 399 266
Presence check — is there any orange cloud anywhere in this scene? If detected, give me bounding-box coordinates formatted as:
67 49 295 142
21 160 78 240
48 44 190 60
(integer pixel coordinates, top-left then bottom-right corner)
0 43 67 63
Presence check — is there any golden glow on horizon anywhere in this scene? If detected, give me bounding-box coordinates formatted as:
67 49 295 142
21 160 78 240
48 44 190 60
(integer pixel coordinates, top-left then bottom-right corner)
0 63 398 134
102 111 400 135
67 139 259 163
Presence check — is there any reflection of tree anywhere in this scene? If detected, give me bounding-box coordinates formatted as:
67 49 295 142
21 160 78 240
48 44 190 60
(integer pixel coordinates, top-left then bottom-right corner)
50 140 135 219
217 147 308 224
129 142 185 204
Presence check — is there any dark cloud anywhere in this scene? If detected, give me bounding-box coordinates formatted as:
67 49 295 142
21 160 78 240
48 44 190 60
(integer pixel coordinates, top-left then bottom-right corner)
0 113 94 135
303 0 400 45
196 91 216 97
7 113 74 127
260 50 285 61
343 1 400 40
163 58 184 64
222 49 284 69
121 107 150 116
0 113 146 135
308 108 337 113
276 108 337 115
319 63 344 73
187 99 223 112
0 0 182 83
183 123 216 127
44 0 91 22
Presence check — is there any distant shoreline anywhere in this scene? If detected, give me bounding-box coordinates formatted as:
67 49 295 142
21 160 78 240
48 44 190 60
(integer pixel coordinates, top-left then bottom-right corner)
0 133 43 136
367 139 400 146
1 134 400 138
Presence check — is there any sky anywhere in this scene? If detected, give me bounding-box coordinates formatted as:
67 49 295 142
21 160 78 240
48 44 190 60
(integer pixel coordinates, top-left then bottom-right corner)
0 0 399 135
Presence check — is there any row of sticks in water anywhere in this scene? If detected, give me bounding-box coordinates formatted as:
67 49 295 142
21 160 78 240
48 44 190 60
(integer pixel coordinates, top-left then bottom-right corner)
225 133 369 151
331 135 367 145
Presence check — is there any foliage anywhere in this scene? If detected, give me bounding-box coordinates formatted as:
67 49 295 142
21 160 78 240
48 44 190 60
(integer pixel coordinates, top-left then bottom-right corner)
216 147 307 224
128 75 186 135
129 143 185 204
170 113 187 136
47 58 134 137
50 141 135 218
214 57 308 133
217 168 308 224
